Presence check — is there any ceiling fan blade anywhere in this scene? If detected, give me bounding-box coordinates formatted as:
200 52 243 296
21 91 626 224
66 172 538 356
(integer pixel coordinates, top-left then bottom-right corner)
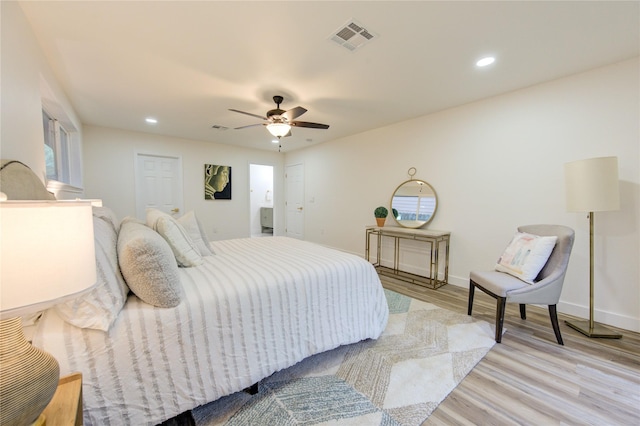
234 123 265 130
229 109 268 121
282 106 307 121
291 121 330 129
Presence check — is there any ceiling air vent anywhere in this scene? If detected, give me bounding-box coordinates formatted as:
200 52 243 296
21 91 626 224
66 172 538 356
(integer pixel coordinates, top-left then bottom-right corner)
330 19 377 52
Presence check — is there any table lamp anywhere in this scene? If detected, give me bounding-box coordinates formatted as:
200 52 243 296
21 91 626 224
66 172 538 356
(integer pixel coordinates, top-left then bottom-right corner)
0 200 97 425
564 156 622 338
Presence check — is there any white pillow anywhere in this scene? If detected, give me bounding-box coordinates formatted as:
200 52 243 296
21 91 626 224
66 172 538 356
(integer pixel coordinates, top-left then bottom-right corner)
117 218 183 308
54 212 128 331
146 208 203 267
92 206 120 233
495 232 558 284
177 211 213 256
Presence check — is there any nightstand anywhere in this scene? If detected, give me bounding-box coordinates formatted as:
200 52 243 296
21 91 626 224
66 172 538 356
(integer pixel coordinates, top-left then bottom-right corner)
41 372 83 426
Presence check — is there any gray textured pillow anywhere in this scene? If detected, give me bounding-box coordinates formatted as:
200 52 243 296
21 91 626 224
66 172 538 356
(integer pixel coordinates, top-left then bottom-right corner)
117 218 183 308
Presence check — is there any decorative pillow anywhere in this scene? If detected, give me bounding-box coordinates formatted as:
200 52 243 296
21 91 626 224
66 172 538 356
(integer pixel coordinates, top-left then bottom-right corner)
146 208 203 267
92 206 120 233
177 211 213 256
495 232 558 284
54 213 129 331
194 213 212 252
117 218 183 308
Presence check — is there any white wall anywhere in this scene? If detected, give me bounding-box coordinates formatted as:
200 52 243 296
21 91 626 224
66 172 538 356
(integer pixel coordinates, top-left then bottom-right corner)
0 1 83 187
82 126 284 241
287 58 640 332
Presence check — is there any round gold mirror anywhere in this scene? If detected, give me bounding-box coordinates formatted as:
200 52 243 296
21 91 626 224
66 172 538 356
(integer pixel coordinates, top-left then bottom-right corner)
390 179 437 228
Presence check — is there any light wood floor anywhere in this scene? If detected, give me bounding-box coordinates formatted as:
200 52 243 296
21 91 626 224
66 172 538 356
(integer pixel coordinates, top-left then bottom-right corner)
381 278 640 426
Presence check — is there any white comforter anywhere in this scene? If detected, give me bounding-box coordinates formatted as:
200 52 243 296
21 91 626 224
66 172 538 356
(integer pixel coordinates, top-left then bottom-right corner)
33 237 389 425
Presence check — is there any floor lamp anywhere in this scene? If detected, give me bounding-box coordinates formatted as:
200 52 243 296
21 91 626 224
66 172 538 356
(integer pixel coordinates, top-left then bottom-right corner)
0 200 97 426
564 156 622 338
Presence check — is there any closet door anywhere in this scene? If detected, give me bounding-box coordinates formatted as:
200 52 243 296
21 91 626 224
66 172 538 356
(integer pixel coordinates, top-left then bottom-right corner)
135 153 183 219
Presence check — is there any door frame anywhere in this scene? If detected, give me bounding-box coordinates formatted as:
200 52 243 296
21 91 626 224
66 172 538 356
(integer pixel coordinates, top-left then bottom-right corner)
285 162 305 239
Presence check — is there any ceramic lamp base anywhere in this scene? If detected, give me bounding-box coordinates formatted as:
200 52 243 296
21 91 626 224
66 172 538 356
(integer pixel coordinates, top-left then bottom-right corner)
0 318 60 426
31 414 46 426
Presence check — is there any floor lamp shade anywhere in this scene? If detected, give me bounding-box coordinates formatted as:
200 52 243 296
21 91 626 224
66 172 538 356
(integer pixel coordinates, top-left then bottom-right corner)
565 156 620 213
0 201 97 425
563 156 621 339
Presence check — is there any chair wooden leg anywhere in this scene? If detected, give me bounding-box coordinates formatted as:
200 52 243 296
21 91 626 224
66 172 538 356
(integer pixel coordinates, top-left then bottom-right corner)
468 281 476 316
495 297 506 343
549 304 564 345
519 304 526 320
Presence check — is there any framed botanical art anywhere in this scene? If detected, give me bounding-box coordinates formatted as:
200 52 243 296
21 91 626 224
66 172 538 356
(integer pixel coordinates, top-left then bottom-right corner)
204 164 231 200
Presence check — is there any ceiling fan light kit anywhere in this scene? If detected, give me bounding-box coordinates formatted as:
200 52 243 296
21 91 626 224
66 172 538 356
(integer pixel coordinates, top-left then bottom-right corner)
229 95 329 144
267 122 291 138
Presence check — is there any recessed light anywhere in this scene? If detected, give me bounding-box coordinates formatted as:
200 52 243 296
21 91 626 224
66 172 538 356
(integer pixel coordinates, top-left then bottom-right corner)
476 56 495 67
145 117 158 124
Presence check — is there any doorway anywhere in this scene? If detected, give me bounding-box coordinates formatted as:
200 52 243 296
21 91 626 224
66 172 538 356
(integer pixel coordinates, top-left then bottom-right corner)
249 164 274 237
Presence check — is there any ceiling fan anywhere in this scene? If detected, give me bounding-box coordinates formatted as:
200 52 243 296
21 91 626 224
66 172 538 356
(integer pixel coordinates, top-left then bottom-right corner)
229 95 329 139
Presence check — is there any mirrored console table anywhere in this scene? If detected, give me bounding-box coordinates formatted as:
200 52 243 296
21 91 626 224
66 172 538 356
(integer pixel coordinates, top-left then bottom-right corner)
365 226 450 289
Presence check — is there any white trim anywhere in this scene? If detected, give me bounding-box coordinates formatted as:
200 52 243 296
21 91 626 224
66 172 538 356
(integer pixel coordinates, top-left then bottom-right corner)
46 179 83 198
558 301 640 333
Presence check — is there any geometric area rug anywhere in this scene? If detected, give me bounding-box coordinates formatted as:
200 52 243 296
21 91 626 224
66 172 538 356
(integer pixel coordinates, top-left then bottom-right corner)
192 289 496 426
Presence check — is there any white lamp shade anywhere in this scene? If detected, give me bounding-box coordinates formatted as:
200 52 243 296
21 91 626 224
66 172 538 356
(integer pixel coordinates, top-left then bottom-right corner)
0 201 97 318
565 156 620 212
267 122 291 137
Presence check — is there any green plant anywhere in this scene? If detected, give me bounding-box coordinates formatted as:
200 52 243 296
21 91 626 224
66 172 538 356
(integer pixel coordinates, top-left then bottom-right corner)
374 206 388 218
392 208 399 219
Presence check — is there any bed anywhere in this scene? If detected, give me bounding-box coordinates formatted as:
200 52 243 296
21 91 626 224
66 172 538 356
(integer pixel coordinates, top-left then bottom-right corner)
2 160 389 425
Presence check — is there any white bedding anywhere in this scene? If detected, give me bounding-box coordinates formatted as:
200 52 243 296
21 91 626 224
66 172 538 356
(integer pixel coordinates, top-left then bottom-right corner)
33 237 389 425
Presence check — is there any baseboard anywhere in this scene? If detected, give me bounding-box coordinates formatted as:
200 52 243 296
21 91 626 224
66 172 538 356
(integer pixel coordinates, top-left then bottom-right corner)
446 275 468 289
354 252 640 333
557 301 639 333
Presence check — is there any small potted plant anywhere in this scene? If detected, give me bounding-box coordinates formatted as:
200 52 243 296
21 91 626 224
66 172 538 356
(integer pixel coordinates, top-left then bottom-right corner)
374 206 388 227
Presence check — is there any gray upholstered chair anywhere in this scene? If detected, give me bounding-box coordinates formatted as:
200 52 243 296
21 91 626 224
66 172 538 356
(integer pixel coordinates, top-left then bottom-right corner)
467 225 575 345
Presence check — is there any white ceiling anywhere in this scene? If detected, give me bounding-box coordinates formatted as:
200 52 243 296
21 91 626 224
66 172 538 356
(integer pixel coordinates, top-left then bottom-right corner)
19 1 640 152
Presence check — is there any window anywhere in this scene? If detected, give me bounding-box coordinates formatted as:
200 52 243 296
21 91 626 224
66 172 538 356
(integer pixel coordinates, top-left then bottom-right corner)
40 75 82 195
43 109 71 183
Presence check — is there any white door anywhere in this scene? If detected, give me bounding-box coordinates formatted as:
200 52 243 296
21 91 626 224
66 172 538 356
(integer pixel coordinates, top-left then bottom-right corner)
135 154 183 219
285 163 304 239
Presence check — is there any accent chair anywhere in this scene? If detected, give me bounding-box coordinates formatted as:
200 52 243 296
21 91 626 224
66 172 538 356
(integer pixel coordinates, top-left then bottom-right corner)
467 224 575 344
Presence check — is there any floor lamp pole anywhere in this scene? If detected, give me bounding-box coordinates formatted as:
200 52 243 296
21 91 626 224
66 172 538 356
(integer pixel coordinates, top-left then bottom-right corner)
565 212 622 338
